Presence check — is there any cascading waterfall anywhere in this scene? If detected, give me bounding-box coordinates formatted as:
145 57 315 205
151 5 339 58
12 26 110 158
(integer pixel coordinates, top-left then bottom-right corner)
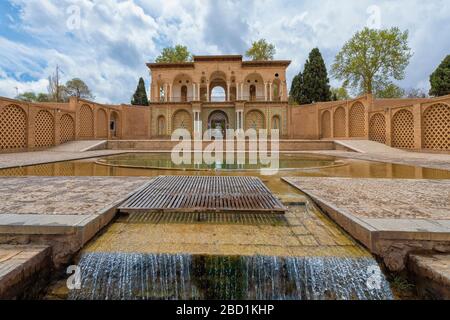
69 253 393 300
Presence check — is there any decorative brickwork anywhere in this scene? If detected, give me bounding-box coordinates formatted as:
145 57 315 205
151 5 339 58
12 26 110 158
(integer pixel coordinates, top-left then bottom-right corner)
34 110 54 148
97 109 108 138
60 114 75 144
333 107 346 138
423 103 450 151
369 113 386 144
321 110 331 138
392 109 414 149
0 105 27 150
79 105 94 138
349 103 365 137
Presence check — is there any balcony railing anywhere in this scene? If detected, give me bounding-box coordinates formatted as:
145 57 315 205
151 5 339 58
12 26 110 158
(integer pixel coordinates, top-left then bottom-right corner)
154 95 284 103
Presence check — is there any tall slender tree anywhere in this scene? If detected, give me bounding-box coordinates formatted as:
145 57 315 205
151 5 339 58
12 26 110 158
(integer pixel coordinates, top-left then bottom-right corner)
429 55 450 97
301 48 332 103
131 77 149 106
290 72 308 104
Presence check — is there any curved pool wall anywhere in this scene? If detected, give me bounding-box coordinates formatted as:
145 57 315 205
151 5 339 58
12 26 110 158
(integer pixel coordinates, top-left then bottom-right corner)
69 253 393 300
95 152 343 171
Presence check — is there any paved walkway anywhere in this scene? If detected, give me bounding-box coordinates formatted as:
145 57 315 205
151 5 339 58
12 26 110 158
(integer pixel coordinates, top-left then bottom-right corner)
282 177 450 271
48 140 107 152
0 177 149 266
335 140 407 154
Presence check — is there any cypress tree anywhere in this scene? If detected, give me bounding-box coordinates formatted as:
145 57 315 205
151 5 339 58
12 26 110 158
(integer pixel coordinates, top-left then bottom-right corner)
290 72 308 104
131 77 149 106
429 55 450 97
302 48 332 103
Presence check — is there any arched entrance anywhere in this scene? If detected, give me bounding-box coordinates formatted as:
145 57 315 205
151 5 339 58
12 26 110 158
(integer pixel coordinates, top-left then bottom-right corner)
208 110 229 136
110 111 120 138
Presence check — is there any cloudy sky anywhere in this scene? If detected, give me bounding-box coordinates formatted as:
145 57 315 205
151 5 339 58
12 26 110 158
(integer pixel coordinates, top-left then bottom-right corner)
0 0 449 103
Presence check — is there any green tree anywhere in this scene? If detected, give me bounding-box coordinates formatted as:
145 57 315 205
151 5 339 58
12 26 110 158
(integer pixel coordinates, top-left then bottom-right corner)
245 39 276 61
131 77 149 106
15 92 50 102
289 73 302 104
429 55 450 97
36 93 50 102
331 87 350 101
155 45 192 63
332 27 412 95
374 83 405 98
64 78 94 100
302 48 332 103
16 92 38 102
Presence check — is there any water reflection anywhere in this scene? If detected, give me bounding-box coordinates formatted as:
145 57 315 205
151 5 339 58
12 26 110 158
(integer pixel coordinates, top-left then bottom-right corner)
1 153 449 180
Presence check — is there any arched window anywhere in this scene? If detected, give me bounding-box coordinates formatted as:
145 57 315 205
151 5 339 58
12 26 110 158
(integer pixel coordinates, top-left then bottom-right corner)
211 87 226 102
181 86 188 102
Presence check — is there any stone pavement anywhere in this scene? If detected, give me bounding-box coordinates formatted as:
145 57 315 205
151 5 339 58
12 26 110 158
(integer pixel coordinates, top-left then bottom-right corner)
335 140 407 154
0 177 149 265
0 245 51 299
282 177 450 271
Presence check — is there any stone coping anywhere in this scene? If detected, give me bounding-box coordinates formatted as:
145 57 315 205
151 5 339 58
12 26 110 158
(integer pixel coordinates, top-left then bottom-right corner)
0 245 51 299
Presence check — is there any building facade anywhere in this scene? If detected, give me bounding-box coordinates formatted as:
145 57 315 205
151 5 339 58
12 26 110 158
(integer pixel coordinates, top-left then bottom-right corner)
0 54 449 153
147 55 290 137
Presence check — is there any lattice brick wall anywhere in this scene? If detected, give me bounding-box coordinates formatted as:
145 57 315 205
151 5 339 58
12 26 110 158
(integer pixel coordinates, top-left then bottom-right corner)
97 109 108 138
172 110 192 133
333 107 346 137
0 105 27 150
34 110 55 148
321 111 331 138
60 114 75 143
369 113 386 144
392 109 414 149
423 103 450 151
245 110 265 130
349 103 366 137
79 105 94 138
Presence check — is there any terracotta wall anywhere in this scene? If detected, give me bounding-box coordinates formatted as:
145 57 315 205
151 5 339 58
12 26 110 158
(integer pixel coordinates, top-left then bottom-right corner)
310 94 450 151
0 96 151 152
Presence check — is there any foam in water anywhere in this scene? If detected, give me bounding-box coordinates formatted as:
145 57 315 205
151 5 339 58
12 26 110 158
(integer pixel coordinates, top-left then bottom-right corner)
69 253 393 300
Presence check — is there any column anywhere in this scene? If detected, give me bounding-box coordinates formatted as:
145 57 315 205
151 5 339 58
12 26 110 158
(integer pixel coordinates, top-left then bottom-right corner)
168 84 173 102
192 83 196 101
149 83 153 102
227 82 230 102
206 82 210 102
164 83 168 102
240 83 244 100
264 82 268 101
269 82 273 101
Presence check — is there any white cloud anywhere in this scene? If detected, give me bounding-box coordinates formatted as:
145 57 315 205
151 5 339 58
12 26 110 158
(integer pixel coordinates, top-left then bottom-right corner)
0 0 448 102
